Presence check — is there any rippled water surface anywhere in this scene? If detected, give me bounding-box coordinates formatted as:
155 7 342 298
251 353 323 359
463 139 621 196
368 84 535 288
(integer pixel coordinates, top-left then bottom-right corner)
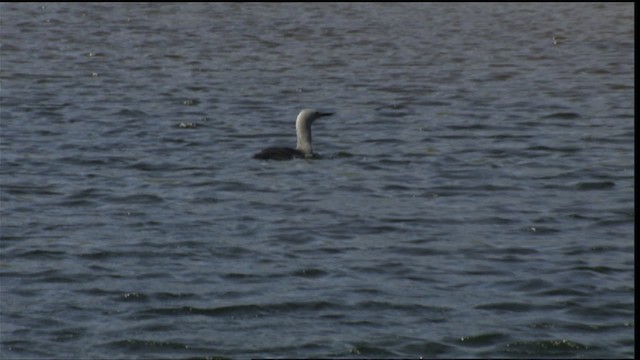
0 3 634 359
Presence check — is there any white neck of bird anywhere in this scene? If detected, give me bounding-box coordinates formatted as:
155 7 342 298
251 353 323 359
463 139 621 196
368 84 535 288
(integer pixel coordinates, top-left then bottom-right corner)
296 119 313 155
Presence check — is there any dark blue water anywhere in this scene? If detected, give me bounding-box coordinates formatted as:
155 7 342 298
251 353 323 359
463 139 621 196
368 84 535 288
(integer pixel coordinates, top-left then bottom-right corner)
0 3 634 358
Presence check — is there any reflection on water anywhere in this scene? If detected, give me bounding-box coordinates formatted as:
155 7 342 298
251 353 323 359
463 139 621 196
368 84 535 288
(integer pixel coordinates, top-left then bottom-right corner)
0 2 634 358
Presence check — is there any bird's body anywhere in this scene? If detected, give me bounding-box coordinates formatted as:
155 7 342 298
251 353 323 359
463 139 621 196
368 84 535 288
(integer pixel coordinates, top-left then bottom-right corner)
253 109 332 160
253 147 306 160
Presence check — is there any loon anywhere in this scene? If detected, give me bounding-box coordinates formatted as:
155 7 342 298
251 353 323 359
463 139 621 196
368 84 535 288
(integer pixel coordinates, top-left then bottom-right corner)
253 109 333 160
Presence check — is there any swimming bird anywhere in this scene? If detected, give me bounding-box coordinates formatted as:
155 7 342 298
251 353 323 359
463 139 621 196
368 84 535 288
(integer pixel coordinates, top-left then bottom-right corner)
253 109 333 160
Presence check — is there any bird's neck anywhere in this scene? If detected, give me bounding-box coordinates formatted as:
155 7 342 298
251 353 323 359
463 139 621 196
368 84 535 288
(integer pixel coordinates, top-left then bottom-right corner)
296 119 313 155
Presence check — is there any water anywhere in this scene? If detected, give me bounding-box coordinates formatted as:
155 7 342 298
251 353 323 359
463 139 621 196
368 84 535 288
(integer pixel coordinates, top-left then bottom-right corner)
0 3 634 358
